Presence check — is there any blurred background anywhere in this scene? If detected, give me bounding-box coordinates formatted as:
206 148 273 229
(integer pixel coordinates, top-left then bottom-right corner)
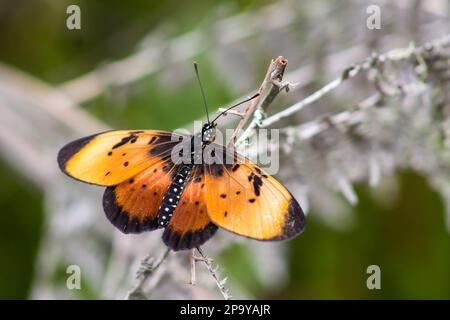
1 0 450 299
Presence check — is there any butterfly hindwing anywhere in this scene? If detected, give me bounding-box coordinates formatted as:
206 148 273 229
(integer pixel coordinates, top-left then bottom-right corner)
162 166 218 251
204 157 305 241
103 158 178 233
57 130 182 186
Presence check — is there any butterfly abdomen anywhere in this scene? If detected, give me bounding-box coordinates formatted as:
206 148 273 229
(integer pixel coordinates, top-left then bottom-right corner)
157 164 193 227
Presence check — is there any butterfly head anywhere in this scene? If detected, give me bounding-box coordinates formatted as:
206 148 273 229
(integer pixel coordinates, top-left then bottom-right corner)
193 62 258 145
201 122 217 143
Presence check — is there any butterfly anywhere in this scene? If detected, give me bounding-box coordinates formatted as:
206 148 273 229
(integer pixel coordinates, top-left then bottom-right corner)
57 64 305 251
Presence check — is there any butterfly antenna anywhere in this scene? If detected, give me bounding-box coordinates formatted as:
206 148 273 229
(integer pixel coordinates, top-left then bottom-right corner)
211 92 260 124
194 62 210 124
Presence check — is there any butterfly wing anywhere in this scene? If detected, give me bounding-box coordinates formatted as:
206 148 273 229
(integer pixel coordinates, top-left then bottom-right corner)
57 130 183 186
204 150 305 241
162 166 217 251
102 158 179 233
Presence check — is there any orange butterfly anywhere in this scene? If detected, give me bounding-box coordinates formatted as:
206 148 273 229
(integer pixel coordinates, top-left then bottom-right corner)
57 65 305 251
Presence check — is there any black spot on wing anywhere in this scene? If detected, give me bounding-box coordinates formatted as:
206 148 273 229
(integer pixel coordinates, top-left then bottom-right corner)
231 164 240 172
252 175 263 196
112 134 136 149
102 186 159 234
162 223 218 251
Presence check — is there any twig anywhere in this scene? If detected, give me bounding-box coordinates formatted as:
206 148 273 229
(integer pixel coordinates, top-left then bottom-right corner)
196 247 231 300
189 249 196 286
229 56 289 146
288 70 431 141
289 93 383 140
126 248 171 300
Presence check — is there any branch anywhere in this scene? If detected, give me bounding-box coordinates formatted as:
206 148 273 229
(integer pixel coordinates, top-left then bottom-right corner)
126 248 171 300
288 93 383 140
189 249 196 286
229 56 289 146
196 247 232 300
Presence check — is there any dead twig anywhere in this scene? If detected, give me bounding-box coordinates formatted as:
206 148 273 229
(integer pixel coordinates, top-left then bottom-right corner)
196 247 231 300
189 249 196 286
285 93 383 141
229 56 290 146
126 248 171 300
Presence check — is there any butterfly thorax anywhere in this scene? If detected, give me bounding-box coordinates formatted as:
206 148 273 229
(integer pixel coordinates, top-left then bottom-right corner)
201 123 216 144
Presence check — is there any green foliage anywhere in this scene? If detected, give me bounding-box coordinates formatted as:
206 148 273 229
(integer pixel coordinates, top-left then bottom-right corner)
85 55 233 130
52 261 99 299
0 160 44 299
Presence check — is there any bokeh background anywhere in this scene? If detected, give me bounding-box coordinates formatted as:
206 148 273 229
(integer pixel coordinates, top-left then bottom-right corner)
1 0 450 299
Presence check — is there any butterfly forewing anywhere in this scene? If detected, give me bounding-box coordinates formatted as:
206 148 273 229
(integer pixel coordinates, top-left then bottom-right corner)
204 154 305 241
57 130 182 186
